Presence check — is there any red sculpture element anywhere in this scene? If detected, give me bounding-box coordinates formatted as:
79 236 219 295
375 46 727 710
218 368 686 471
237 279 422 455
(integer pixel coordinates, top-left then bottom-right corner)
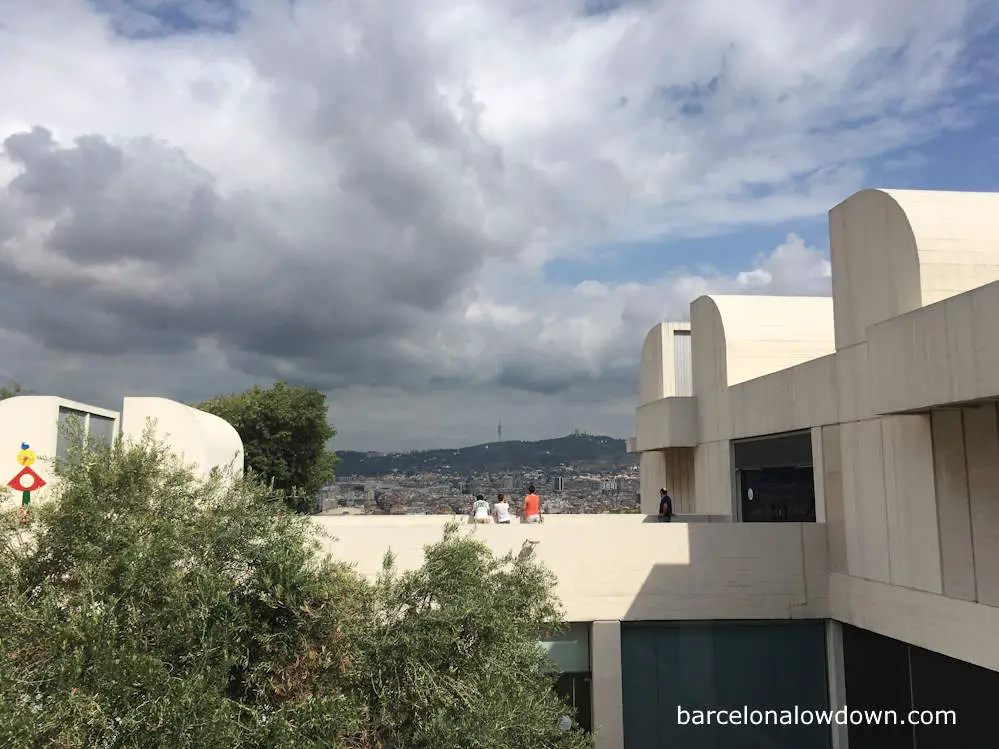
8 466 46 493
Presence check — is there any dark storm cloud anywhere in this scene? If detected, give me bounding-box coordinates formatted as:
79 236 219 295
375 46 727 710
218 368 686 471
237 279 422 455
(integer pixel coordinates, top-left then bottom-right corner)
0 125 513 390
5 128 124 217
4 128 227 265
497 366 577 396
497 355 639 397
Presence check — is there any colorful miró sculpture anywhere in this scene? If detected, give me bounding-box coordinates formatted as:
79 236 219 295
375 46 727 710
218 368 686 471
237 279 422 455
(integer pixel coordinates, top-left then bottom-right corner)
9 442 45 524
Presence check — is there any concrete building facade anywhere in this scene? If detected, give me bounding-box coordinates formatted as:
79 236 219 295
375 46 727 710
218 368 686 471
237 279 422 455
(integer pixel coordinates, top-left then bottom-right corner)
627 187 999 748
320 189 999 749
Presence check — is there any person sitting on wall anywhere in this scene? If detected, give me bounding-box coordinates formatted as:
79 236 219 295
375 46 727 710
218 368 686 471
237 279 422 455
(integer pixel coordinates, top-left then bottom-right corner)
493 493 511 524
522 485 543 524
658 487 673 522
472 494 492 523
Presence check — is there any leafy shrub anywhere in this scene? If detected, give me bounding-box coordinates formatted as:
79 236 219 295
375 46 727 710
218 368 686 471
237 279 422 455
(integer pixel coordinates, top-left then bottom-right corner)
0 432 591 748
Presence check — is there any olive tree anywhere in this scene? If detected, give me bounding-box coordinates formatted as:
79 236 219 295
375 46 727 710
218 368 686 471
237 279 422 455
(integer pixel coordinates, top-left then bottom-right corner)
0 432 591 748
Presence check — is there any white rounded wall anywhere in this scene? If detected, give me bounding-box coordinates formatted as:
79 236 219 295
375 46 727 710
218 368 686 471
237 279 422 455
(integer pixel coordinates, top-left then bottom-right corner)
120 397 243 480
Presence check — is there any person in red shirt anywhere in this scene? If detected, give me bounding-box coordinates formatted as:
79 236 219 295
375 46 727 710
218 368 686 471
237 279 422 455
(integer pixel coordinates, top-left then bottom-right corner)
523 485 542 523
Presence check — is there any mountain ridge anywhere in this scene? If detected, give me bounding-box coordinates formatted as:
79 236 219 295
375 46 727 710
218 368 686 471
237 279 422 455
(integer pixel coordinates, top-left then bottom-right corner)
334 433 636 477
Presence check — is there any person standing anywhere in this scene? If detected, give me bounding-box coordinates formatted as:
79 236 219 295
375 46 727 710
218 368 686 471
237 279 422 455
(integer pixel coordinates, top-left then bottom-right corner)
523 485 542 524
658 487 673 522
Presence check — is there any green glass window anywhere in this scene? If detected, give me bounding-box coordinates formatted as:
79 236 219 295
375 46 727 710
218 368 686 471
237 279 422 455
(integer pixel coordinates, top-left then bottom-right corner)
621 620 830 749
540 622 590 673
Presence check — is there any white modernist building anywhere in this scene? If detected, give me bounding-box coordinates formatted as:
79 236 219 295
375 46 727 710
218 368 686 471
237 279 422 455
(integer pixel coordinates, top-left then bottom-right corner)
3 188 994 747
0 395 243 509
319 188 999 749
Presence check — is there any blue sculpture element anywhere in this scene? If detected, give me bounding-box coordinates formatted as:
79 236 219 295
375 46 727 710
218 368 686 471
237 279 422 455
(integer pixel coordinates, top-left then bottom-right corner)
20 442 29 450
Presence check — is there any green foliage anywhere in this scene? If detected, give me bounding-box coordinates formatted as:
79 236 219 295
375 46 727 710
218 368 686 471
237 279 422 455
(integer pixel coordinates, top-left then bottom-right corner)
198 382 338 513
0 381 27 400
0 434 591 748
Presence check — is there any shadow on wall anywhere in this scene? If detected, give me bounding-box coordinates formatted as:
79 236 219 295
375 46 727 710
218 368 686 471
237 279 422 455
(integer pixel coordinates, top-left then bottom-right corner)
621 523 828 621
618 522 832 749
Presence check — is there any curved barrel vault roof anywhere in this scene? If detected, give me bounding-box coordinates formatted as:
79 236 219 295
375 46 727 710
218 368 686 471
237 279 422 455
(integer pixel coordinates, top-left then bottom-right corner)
830 188 999 349
691 294 835 392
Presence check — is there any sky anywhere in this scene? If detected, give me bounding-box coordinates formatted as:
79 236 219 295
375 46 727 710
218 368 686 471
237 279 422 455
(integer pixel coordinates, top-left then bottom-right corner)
1 0 998 452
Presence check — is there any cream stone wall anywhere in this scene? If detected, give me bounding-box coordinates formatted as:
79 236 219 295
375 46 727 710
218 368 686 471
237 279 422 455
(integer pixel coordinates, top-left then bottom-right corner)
312 514 829 623
633 187 999 675
821 424 846 573
962 404 999 608
638 451 667 514
879 415 941 594
867 277 999 414
663 448 695 514
693 440 732 516
590 621 625 749
729 354 838 439
633 396 696 450
638 449 694 515
930 410 977 602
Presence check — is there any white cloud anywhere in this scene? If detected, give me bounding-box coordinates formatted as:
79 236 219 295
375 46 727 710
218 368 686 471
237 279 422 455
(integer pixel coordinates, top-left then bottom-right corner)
0 0 992 449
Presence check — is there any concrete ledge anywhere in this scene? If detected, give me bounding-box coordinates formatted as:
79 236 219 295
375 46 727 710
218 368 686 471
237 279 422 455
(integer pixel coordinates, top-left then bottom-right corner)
729 354 839 438
314 513 729 526
633 396 697 450
829 572 999 673
313 517 828 622
867 278 999 413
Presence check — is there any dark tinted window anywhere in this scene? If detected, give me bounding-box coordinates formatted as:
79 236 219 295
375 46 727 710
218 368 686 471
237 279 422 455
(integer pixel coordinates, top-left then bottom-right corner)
56 407 87 462
621 620 830 749
842 624 998 749
89 414 116 446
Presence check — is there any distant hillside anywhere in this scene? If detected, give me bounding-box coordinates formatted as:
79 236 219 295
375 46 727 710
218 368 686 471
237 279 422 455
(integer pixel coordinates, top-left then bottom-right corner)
334 433 637 477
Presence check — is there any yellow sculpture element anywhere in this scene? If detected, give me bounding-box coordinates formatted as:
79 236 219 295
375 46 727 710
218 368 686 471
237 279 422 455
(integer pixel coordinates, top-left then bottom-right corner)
16 448 36 467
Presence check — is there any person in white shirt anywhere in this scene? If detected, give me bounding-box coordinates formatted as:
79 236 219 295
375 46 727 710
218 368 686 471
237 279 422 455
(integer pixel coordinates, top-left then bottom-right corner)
493 494 511 524
472 494 491 523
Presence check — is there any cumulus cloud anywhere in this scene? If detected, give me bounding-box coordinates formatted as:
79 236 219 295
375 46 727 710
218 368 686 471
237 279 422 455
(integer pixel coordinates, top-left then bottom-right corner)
0 0 993 449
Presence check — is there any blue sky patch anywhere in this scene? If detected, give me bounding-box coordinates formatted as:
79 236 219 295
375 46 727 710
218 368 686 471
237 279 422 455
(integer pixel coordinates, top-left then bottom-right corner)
545 83 999 289
90 0 242 38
